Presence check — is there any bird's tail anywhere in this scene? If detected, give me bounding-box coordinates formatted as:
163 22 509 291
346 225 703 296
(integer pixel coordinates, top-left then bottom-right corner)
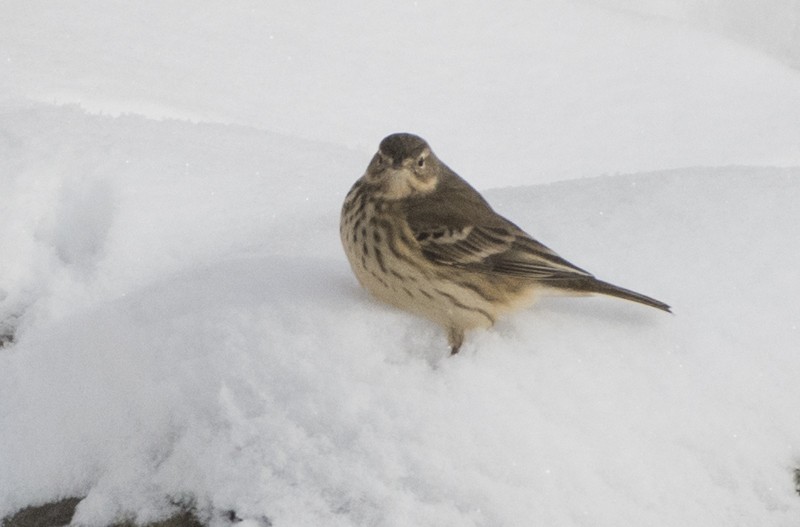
549 277 672 313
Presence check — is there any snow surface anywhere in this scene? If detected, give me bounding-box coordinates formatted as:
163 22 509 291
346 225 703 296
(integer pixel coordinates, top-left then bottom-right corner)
2 2 800 526
583 0 800 69
4 1 800 185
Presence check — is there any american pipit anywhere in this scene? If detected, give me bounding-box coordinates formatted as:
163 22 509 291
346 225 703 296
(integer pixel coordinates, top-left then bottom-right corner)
340 133 670 354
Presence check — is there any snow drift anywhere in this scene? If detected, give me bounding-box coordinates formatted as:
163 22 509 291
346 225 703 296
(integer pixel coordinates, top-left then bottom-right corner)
1 104 799 526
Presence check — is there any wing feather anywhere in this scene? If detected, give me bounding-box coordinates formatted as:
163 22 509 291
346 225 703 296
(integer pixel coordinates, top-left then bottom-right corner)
402 167 593 281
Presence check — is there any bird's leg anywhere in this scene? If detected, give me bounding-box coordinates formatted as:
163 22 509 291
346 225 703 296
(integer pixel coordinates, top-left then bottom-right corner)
448 327 464 355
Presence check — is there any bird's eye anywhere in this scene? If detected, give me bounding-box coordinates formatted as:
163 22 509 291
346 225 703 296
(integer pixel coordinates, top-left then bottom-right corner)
375 154 383 165
417 156 425 168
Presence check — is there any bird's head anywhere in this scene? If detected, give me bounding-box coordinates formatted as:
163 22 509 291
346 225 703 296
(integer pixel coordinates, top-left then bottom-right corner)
364 133 441 200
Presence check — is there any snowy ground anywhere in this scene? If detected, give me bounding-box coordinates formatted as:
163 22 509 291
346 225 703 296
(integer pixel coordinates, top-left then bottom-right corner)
2 2 800 526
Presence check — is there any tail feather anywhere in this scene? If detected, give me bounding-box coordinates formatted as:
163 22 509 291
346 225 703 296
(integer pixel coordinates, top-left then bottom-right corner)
590 279 671 313
549 277 672 313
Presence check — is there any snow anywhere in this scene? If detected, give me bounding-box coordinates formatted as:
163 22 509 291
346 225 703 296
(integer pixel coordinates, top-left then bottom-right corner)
582 0 800 69
2 2 800 526
4 1 800 185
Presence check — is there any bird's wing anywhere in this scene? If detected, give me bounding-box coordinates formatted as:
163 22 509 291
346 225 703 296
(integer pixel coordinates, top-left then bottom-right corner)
404 189 592 280
415 223 592 279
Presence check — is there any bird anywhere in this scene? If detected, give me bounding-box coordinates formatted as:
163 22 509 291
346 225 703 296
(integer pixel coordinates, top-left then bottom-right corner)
340 133 670 354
